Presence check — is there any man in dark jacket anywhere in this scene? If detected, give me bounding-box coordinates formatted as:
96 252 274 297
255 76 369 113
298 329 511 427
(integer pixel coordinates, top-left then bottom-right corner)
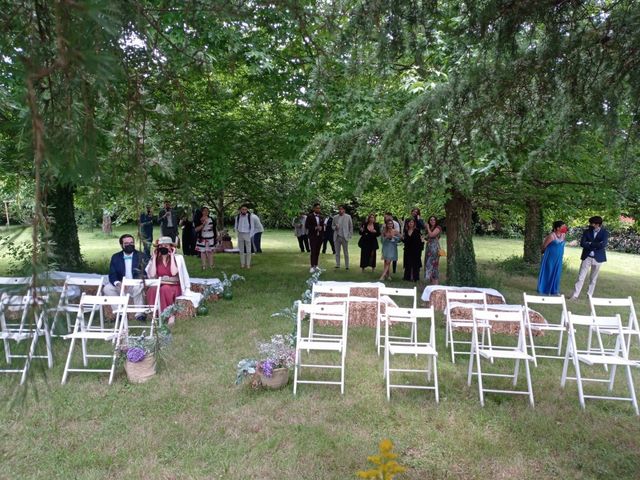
103 234 147 320
304 203 324 273
569 216 609 299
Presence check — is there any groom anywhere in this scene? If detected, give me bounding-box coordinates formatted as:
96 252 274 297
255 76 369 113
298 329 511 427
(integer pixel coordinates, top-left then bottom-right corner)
569 216 609 299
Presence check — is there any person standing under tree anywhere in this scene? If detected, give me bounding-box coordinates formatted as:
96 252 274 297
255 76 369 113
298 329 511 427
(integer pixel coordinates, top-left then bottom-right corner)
251 210 264 253
293 213 310 253
402 218 423 282
305 203 324 273
235 205 254 269
359 214 380 273
569 216 609 299
424 216 442 285
195 206 217 270
322 215 336 255
380 218 401 281
139 206 154 259
159 200 179 243
332 205 353 269
537 221 567 295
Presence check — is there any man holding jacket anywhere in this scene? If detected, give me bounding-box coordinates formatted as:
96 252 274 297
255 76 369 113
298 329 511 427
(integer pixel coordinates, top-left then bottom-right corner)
569 216 609 299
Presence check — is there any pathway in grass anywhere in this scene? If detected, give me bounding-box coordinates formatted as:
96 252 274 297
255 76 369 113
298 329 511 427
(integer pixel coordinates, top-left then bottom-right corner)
1 228 639 479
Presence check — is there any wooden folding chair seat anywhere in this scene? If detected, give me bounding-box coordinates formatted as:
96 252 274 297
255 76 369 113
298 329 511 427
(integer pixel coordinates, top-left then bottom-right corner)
0 294 53 384
445 291 491 363
523 293 569 365
61 294 129 385
561 313 639 415
51 276 105 337
467 308 535 407
384 306 439 402
376 286 416 356
294 302 348 395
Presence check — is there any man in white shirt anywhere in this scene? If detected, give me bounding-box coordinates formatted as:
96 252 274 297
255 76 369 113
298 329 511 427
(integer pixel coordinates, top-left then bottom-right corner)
332 205 353 269
234 205 253 268
103 234 146 320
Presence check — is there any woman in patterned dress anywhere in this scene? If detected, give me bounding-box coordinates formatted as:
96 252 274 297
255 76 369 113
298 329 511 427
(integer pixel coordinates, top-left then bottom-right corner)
424 216 442 285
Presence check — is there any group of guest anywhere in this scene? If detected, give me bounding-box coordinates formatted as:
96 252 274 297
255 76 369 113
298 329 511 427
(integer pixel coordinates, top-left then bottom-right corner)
357 208 442 284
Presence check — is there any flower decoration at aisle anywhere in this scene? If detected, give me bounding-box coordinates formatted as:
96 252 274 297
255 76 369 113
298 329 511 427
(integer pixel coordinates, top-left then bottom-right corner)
236 334 295 386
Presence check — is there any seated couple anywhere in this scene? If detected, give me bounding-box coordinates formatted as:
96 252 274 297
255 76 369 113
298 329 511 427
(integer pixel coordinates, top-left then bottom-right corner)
105 235 200 326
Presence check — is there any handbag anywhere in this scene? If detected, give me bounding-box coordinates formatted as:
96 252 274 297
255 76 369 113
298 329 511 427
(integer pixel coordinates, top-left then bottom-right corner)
358 236 365 248
439 248 446 257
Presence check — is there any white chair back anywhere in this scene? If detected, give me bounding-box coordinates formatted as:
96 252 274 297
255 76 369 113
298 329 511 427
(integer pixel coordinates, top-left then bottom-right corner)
523 293 569 364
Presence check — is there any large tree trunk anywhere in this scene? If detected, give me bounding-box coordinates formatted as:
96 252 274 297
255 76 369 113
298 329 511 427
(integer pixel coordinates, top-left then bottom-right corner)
49 183 83 271
445 189 477 285
216 190 225 231
523 198 543 264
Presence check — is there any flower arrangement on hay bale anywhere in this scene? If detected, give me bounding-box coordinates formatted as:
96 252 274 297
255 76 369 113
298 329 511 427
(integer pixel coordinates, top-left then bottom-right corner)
219 272 245 299
236 334 295 389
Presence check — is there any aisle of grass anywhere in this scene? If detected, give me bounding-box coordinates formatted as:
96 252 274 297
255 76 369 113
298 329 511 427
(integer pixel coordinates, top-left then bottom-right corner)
1 227 640 479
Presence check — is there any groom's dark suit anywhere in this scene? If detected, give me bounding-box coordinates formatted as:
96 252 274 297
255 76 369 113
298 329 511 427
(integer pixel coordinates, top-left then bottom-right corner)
305 212 325 268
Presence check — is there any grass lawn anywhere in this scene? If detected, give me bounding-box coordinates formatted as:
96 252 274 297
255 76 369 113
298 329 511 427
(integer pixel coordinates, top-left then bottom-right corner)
1 226 640 479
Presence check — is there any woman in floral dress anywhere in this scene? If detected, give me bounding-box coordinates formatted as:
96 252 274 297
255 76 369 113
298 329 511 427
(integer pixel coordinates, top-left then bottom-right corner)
424 216 442 285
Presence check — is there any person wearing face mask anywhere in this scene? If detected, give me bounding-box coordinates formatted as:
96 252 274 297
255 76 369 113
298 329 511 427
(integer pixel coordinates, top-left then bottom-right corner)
569 216 609 299
103 234 147 320
537 221 568 295
145 236 191 326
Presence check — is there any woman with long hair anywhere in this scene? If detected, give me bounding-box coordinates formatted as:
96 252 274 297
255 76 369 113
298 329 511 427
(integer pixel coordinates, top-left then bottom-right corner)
195 206 217 270
424 215 442 285
537 220 567 295
358 213 380 272
380 218 401 280
402 218 424 282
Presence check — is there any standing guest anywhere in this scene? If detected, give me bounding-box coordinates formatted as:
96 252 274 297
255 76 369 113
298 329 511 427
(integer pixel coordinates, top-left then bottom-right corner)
379 218 401 281
332 205 353 269
384 213 401 274
304 203 325 273
139 206 154 259
359 214 380 273
103 234 147 321
537 221 567 295
180 214 197 257
322 215 336 255
569 216 609 299
145 237 189 326
424 215 442 285
408 208 426 232
195 206 217 270
159 200 179 243
234 205 254 269
251 210 264 254
293 213 310 253
402 218 424 282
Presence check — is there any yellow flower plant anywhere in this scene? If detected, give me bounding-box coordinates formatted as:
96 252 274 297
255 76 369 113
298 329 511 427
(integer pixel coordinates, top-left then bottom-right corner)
356 439 407 479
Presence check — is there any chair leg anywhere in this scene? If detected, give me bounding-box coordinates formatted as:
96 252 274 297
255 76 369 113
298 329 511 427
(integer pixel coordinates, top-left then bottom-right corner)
624 365 639 416
524 358 534 408
293 347 300 396
433 356 439 404
527 321 538 367
3 338 11 364
61 337 77 384
449 323 456 363
467 343 475 387
385 347 390 401
21 334 38 385
476 350 485 407
340 347 346 395
513 359 520 386
427 355 433 382
560 346 571 388
574 359 586 410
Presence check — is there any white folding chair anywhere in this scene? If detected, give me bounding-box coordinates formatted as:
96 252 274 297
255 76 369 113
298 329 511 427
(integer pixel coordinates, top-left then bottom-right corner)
445 291 490 363
61 294 129 385
118 278 162 333
467 308 535 407
523 293 569 365
376 286 417 356
309 284 351 341
0 294 53 384
50 276 105 337
589 296 640 356
293 302 348 395
384 306 438 402
561 313 639 415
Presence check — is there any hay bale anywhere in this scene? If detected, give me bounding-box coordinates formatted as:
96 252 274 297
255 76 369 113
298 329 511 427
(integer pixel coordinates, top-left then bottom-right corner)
314 286 384 328
427 289 505 311
190 283 221 302
175 298 195 320
448 306 547 336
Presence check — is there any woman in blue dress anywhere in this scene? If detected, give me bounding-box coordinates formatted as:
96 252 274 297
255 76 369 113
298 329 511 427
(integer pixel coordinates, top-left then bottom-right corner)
379 218 401 281
537 220 567 295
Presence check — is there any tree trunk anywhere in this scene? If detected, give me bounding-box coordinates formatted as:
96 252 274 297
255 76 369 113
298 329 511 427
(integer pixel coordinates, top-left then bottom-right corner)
445 189 477 286
49 183 84 271
216 190 225 231
523 199 543 264
102 213 112 235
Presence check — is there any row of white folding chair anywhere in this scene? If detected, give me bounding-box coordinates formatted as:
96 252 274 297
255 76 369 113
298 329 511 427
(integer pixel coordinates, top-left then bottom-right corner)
118 278 162 334
523 293 569 366
50 276 105 337
445 291 492 363
384 306 439 402
467 308 535 407
376 286 417 356
588 296 639 357
294 302 348 395
309 284 351 341
0 293 53 384
561 312 639 415
62 294 130 385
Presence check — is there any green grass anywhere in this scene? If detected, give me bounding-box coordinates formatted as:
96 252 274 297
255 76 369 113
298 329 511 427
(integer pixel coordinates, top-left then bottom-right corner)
1 227 640 479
